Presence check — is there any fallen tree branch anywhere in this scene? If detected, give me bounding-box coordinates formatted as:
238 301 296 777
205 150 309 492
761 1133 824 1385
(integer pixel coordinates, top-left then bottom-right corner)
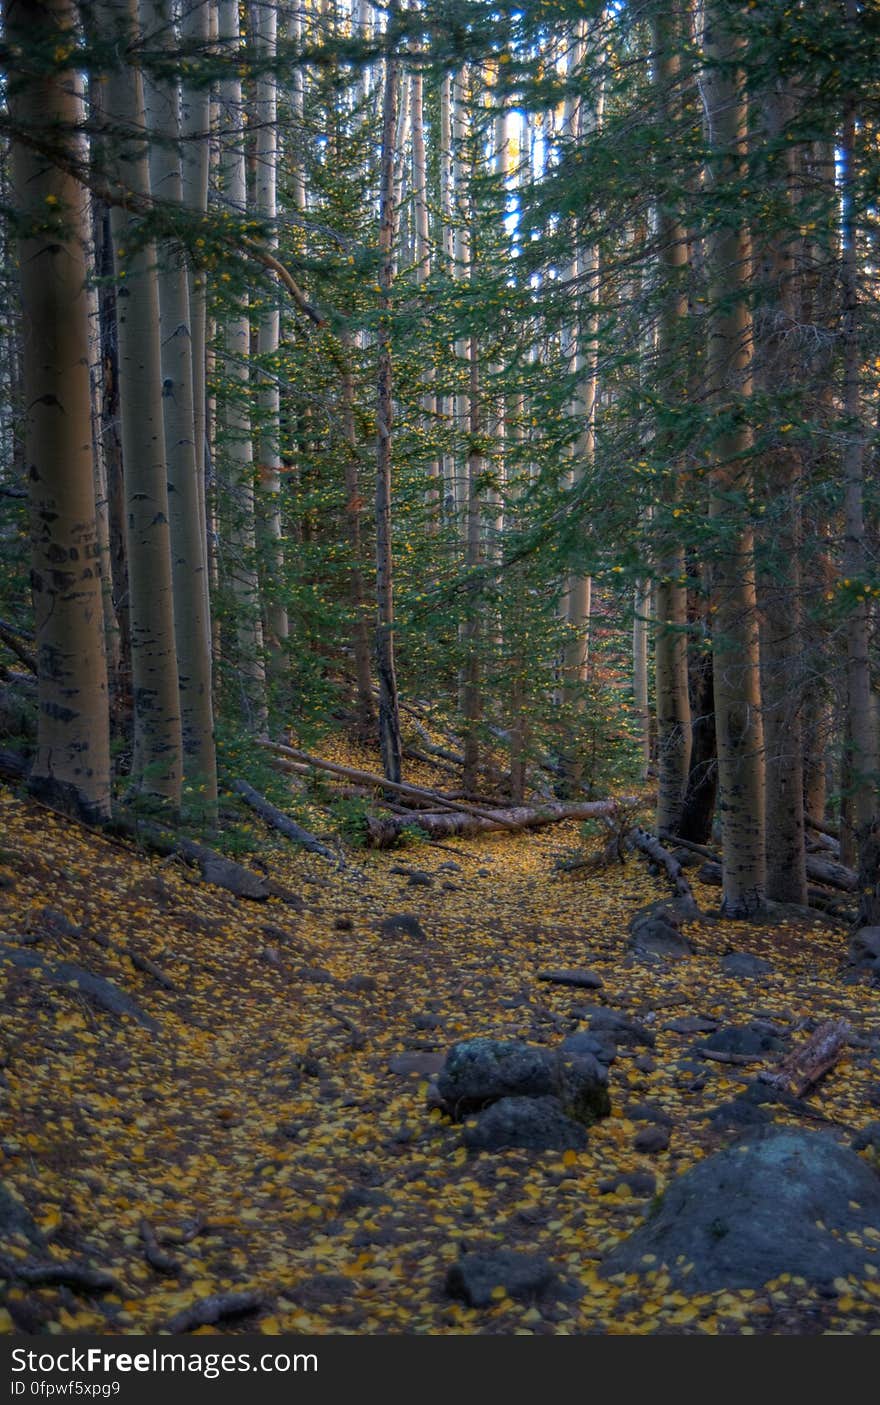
261 739 522 829
11 1261 120 1293
630 826 699 912
758 1019 851 1098
106 816 271 901
164 1290 266 1334
140 1221 181 1275
363 797 641 848
232 779 337 860
695 860 851 914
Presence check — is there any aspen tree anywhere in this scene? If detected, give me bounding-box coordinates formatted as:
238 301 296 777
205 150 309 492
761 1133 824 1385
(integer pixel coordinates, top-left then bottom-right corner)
90 0 183 805
8 0 112 820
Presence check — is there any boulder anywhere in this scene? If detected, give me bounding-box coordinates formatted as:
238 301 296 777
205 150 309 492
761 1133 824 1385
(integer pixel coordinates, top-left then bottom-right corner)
601 1127 880 1291
463 1096 589 1153
436 1037 610 1124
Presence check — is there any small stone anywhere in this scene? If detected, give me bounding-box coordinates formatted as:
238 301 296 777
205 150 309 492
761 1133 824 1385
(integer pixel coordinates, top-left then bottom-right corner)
665 1016 719 1034
295 965 336 985
407 871 433 887
446 1250 558 1308
342 974 377 994
379 914 427 941
721 952 773 979
334 916 353 932
633 1125 670 1154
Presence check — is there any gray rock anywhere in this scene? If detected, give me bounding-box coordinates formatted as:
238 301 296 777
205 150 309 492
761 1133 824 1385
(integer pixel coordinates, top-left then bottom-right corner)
560 1031 616 1067
721 952 773 979
446 1250 559 1307
629 904 695 961
849 928 880 972
695 1023 785 1060
379 914 427 941
633 1125 670 1154
295 965 336 985
537 968 603 990
0 945 157 1030
407 871 433 887
436 1037 610 1124
601 1127 880 1291
342 974 377 994
625 1101 672 1127
463 1096 589 1152
665 1016 719 1035
585 1007 656 1050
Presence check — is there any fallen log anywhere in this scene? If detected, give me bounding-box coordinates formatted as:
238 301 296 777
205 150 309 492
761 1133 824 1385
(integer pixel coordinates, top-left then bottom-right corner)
261 739 522 829
696 860 852 914
107 816 271 901
805 854 857 893
232 779 337 861
758 1019 851 1098
364 797 640 848
630 826 700 913
659 831 719 863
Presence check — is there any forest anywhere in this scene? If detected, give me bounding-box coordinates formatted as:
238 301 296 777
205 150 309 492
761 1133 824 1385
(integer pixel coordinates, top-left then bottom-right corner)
0 0 879 1342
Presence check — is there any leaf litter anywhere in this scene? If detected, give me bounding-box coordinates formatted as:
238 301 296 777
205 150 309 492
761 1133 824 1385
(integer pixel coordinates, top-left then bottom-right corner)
1 743 879 1337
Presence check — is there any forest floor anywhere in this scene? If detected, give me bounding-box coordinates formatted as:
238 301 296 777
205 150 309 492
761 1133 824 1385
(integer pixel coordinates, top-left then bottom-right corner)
1 740 880 1336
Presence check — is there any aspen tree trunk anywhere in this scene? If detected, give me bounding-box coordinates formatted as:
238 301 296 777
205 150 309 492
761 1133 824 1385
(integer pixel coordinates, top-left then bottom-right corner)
451 68 470 518
217 0 267 730
410 65 440 527
375 9 403 784
462 341 483 796
180 0 212 637
85 236 120 686
91 0 182 806
704 0 765 914
755 80 806 904
253 0 289 673
141 0 217 814
839 30 878 859
8 0 111 821
651 2 692 834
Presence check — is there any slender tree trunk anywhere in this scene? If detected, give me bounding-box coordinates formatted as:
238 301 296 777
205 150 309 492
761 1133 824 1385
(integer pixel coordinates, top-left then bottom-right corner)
8 0 111 821
375 12 403 783
652 2 692 834
91 0 182 806
341 336 375 735
141 0 217 814
253 0 289 674
703 0 765 914
180 0 212 639
217 0 267 730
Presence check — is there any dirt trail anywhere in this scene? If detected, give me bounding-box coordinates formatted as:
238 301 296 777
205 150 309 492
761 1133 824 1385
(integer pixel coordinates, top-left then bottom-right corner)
1 778 879 1336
